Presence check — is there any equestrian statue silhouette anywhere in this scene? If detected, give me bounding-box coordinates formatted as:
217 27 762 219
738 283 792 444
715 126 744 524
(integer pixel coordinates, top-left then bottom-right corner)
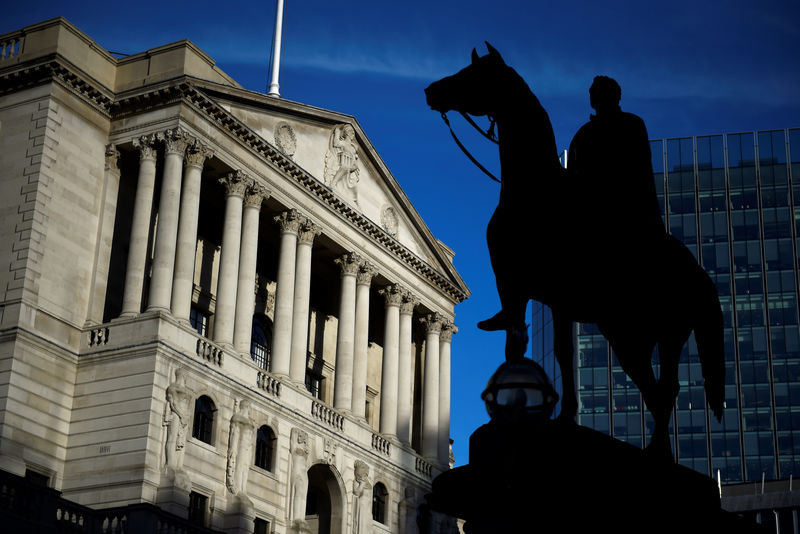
425 44 725 457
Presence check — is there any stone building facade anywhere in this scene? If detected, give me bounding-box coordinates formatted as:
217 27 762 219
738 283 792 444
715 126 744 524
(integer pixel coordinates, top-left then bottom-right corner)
0 18 468 534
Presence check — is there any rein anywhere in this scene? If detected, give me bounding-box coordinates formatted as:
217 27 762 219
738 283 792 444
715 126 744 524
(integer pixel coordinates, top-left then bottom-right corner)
441 112 501 183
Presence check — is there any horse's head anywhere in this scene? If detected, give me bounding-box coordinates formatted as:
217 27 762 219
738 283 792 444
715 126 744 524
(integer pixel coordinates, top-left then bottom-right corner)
425 43 507 118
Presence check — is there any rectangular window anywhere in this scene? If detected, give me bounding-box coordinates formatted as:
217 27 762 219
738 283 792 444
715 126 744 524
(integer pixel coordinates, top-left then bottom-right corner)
190 307 209 337
254 517 270 534
24 469 49 487
305 372 322 399
188 491 208 527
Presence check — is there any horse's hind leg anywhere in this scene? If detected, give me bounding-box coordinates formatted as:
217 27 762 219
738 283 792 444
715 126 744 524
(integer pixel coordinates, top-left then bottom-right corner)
649 340 682 457
553 312 577 421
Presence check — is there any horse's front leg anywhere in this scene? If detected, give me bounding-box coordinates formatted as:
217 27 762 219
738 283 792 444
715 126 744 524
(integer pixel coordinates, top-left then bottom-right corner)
553 312 577 421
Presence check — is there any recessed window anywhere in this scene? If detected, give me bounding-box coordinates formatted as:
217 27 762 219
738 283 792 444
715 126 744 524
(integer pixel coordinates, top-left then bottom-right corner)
254 517 270 534
255 425 276 471
251 317 271 371
305 371 322 399
188 491 208 527
372 483 388 524
192 395 216 444
25 469 49 487
190 307 209 337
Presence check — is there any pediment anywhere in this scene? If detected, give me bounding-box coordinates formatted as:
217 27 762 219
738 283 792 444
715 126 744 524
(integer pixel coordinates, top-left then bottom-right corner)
201 86 464 293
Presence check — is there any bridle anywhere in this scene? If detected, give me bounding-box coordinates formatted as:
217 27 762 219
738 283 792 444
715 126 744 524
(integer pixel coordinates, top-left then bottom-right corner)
441 111 501 183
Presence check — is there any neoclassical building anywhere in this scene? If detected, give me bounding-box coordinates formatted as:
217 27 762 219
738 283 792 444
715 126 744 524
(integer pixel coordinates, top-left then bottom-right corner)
0 18 468 534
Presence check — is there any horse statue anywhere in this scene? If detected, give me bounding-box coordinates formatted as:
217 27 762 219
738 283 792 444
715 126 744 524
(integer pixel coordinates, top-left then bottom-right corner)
425 44 725 457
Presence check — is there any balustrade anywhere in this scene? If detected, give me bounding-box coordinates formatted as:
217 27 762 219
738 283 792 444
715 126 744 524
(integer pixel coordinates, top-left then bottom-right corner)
0 36 24 61
372 433 391 456
311 399 344 431
196 338 224 366
257 371 281 397
89 327 110 347
415 456 433 478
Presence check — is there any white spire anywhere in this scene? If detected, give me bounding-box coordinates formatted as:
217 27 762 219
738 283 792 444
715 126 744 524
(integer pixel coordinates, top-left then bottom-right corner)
267 0 285 98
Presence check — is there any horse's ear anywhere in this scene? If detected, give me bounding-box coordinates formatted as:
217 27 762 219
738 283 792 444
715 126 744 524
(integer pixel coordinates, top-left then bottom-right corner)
485 42 505 64
471 48 479 64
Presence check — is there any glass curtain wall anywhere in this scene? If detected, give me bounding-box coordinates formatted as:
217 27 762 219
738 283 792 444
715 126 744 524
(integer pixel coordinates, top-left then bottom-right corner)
534 128 800 484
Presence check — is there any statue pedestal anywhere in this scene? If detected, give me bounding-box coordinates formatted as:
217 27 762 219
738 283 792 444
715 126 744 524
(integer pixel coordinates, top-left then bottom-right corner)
427 421 761 533
156 469 191 519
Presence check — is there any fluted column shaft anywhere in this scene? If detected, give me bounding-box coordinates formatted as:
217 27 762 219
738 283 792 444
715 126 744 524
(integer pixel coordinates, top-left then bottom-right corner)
270 210 302 377
121 135 158 317
148 129 189 312
87 145 122 325
289 220 320 383
422 314 443 461
171 143 213 322
379 284 404 438
397 294 418 445
233 184 269 353
333 253 361 411
438 323 456 466
213 171 249 346
351 264 375 419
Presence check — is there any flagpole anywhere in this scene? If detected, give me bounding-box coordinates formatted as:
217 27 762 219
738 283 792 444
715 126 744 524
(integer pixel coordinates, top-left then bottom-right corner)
267 0 284 97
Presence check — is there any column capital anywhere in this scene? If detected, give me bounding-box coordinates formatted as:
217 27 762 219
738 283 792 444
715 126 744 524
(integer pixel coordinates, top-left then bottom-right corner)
219 171 250 198
380 284 405 307
274 209 302 234
159 128 191 156
440 322 458 343
400 292 419 316
244 182 270 208
335 251 362 277
297 219 321 246
356 261 377 286
185 141 214 169
105 144 120 173
132 134 158 161
421 312 444 335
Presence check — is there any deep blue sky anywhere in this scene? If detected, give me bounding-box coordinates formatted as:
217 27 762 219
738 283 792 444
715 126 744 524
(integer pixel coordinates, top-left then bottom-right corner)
4 1 800 466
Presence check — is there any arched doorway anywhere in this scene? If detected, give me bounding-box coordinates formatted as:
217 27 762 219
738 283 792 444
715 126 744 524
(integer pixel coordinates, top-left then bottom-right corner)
305 464 345 534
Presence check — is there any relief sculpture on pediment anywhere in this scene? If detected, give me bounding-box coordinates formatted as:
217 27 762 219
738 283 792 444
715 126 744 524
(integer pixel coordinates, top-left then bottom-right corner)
274 121 296 158
324 124 360 207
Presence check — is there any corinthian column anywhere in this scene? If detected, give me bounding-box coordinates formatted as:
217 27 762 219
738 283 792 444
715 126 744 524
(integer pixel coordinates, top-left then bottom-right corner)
289 219 320 383
171 141 214 322
87 144 122 325
233 183 270 353
379 284 404 438
270 210 302 377
213 171 249 347
421 313 443 461
397 292 418 445
121 134 158 317
439 322 456 466
333 252 361 411
148 129 190 312
351 262 376 420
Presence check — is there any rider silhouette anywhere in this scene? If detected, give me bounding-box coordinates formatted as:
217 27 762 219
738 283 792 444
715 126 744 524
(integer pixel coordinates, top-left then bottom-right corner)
568 76 666 251
478 75 666 333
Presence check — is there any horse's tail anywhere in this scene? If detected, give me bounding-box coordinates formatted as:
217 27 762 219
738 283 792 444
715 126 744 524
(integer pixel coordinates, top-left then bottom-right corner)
694 268 725 422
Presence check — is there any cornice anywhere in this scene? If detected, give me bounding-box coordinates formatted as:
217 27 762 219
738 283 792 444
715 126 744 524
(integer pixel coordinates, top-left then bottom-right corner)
0 54 114 117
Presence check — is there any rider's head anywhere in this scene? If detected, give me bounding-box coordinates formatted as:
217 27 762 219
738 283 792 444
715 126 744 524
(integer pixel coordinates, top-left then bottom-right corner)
589 76 621 115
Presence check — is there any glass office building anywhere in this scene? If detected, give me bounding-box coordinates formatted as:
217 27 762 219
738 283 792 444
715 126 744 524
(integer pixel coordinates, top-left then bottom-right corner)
533 128 800 484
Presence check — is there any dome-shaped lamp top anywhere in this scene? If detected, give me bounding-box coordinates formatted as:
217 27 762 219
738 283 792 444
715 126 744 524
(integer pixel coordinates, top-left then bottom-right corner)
481 358 559 423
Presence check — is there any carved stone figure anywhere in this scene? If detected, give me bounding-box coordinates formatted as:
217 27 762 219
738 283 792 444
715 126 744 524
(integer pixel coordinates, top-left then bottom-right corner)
289 428 310 528
275 121 297 158
163 368 193 473
381 205 398 237
324 124 360 206
352 460 372 534
226 399 256 496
